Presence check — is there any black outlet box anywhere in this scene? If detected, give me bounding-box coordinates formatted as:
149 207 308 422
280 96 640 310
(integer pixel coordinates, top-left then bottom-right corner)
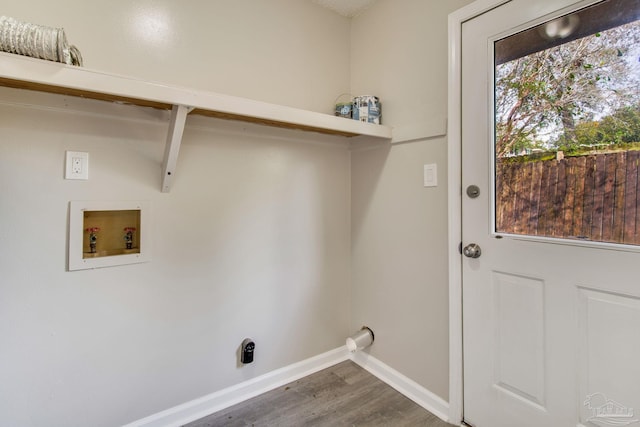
241 338 255 364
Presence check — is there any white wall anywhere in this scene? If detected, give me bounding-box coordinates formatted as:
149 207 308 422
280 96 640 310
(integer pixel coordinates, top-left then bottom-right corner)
350 0 474 401
1 0 351 114
0 0 482 424
0 2 353 426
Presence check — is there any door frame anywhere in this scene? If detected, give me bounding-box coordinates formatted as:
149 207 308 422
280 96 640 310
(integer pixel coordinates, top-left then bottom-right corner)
447 1 512 424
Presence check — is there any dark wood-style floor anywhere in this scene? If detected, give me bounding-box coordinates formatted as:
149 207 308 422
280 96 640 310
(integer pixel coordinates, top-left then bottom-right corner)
184 361 456 427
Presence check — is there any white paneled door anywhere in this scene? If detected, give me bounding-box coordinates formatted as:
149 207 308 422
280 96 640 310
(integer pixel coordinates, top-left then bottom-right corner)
461 0 640 426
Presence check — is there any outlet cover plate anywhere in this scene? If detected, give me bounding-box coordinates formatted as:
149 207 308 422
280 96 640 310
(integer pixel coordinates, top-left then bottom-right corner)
65 151 89 180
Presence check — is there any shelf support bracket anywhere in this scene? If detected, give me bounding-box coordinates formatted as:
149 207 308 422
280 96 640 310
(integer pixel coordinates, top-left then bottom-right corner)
161 104 193 193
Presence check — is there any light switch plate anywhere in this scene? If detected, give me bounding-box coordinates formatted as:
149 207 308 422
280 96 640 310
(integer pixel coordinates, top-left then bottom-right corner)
65 151 89 180
424 163 437 187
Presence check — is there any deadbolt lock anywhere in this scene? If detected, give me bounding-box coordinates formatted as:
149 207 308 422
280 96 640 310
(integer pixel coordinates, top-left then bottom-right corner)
466 185 480 198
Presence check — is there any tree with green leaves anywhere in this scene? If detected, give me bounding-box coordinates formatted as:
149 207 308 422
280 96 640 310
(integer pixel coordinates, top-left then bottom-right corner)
495 20 640 157
574 104 640 148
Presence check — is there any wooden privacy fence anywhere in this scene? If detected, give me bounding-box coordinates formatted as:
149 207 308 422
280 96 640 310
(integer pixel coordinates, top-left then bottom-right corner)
496 150 640 245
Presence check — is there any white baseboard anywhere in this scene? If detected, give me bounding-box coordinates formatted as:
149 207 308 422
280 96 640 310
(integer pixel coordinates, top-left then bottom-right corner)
123 347 450 427
123 347 350 427
350 351 451 423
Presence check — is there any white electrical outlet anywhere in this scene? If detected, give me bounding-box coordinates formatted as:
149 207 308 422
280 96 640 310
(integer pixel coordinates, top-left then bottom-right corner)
65 151 89 180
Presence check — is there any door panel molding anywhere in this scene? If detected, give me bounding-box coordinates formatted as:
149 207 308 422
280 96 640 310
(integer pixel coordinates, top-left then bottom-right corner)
578 287 640 426
492 272 546 408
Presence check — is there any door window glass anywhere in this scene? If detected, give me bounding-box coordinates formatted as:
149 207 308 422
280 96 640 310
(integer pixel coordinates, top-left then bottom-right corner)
494 0 640 245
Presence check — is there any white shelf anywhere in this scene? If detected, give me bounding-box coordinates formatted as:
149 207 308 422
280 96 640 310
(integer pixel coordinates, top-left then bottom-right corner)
0 52 392 191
